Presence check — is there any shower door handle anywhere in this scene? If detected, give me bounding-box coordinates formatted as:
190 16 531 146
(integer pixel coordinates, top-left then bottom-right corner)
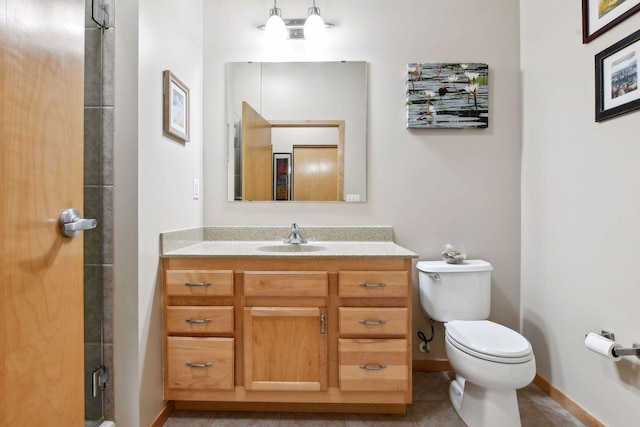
59 208 97 238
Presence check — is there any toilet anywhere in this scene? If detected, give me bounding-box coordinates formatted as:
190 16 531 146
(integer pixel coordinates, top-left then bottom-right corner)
417 260 535 427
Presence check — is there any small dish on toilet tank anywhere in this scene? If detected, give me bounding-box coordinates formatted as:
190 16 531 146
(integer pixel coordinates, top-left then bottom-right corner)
441 243 466 264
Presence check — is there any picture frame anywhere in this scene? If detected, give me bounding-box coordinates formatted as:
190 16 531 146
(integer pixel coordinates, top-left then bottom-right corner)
595 28 640 122
582 0 640 43
273 153 292 201
163 70 190 142
406 63 489 129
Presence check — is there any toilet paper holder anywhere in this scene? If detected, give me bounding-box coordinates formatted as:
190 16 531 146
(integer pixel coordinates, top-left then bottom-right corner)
598 331 640 358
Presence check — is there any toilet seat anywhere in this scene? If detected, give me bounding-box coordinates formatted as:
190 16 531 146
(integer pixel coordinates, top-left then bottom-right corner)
445 320 533 364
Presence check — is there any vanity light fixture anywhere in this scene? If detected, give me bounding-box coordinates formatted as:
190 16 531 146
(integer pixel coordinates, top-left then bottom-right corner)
303 0 325 42
257 0 334 40
264 0 286 41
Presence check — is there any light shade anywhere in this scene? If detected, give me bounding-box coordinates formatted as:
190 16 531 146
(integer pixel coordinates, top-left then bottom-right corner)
265 13 286 41
304 10 325 42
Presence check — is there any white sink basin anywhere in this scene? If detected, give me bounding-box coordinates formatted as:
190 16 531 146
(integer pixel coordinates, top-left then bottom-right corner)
255 244 327 253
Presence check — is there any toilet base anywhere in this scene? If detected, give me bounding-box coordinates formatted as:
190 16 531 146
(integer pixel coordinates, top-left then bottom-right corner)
449 376 522 427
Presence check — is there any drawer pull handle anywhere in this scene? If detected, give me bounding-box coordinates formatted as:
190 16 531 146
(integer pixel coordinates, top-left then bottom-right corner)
185 318 212 324
186 362 213 368
184 281 212 287
359 319 387 326
359 282 386 288
359 364 387 370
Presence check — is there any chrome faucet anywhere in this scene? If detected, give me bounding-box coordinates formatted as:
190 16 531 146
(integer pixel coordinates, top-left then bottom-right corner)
283 223 307 244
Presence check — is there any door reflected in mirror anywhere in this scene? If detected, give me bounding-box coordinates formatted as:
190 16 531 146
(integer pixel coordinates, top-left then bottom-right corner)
226 61 367 202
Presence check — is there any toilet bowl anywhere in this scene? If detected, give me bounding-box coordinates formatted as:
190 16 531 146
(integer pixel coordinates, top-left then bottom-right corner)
445 320 536 427
417 260 536 427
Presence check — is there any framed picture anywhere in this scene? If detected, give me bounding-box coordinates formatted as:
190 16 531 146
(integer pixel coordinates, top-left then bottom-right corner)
406 63 489 129
273 153 292 201
163 70 190 142
595 29 640 121
582 0 640 43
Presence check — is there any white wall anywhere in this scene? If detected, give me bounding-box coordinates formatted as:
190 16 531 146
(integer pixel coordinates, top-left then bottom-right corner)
115 0 203 425
521 2 640 425
114 0 139 424
203 0 522 359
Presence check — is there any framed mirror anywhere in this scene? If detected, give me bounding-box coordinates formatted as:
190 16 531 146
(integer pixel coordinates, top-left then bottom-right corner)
226 61 367 202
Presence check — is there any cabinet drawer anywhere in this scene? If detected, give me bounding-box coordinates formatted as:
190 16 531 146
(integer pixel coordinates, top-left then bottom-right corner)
166 337 234 390
165 270 234 297
338 339 408 391
339 271 408 298
244 271 328 297
339 307 408 336
166 306 234 334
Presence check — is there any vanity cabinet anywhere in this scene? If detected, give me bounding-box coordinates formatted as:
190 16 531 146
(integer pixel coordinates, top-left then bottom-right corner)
162 256 412 413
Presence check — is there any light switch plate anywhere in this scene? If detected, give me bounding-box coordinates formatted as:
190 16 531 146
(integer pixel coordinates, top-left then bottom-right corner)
193 179 200 199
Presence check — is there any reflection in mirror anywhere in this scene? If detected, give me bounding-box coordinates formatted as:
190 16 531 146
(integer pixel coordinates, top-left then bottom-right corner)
226 61 367 202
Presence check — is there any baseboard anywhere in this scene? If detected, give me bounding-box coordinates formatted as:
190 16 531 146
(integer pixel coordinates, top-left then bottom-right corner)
533 374 605 427
148 400 175 427
412 358 452 371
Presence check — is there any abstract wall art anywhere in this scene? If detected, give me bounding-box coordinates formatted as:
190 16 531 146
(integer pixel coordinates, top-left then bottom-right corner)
406 63 489 129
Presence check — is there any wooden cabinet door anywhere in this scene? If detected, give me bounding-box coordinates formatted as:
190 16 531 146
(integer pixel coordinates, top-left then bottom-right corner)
244 307 327 391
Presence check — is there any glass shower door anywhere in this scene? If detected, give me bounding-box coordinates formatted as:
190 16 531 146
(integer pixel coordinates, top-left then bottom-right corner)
84 1 113 425
84 265 106 426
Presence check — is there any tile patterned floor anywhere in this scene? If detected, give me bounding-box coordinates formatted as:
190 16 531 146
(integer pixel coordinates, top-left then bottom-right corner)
163 371 585 426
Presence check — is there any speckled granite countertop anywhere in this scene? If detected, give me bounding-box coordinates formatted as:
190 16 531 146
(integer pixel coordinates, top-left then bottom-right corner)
160 226 418 259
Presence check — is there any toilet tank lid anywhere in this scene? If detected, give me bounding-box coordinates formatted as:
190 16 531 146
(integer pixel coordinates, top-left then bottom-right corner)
417 259 493 273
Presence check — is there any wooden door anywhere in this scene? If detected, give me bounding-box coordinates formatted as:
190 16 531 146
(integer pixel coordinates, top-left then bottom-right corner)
244 307 327 391
0 0 85 424
293 146 339 201
241 102 272 200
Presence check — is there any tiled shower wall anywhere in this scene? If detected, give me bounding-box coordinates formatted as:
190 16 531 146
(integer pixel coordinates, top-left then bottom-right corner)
84 0 115 421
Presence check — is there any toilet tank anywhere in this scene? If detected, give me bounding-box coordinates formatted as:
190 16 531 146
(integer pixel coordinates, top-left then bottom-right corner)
416 260 493 322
